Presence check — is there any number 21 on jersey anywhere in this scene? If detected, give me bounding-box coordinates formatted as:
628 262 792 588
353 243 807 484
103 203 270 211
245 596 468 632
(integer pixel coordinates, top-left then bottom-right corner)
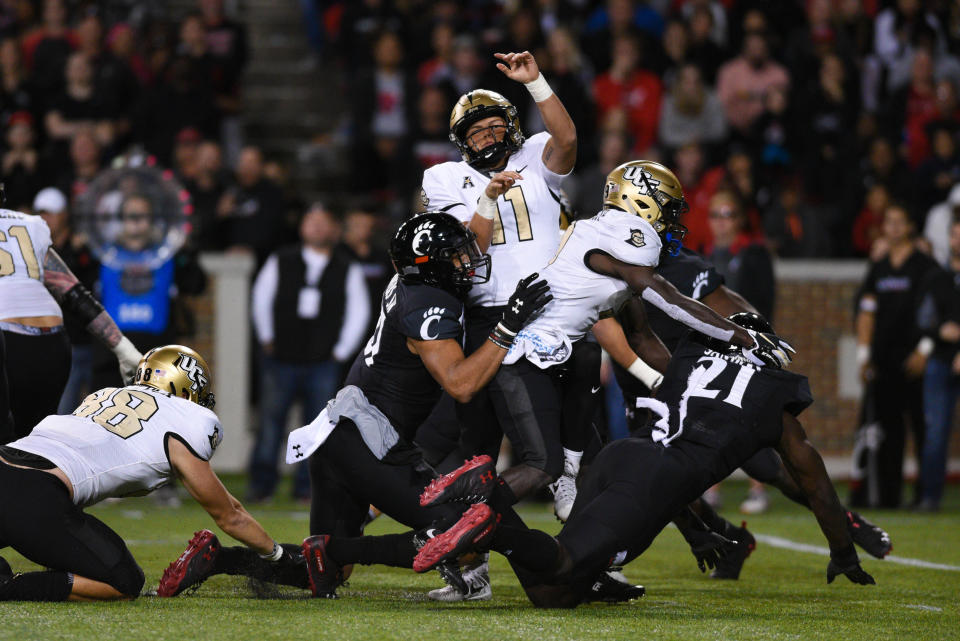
655 356 756 446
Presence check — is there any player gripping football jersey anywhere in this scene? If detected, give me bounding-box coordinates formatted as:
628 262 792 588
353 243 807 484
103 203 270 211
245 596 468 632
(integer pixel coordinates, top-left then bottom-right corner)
421 131 568 308
10 384 221 507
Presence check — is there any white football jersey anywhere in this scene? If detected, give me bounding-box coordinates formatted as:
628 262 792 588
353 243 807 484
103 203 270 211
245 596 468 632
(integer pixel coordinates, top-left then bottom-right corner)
0 209 60 319
421 132 569 308
505 209 662 368
10 384 222 507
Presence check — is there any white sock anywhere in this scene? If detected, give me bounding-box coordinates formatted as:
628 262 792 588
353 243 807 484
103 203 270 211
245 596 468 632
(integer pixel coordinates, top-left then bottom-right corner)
562 448 583 476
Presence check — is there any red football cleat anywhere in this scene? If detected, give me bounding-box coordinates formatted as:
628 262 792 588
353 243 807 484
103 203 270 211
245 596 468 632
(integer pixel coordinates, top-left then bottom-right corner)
157 530 221 597
413 503 498 573
420 455 497 507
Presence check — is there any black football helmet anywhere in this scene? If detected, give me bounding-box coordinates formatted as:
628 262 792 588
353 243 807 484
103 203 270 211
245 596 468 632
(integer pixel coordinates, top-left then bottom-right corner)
701 311 774 354
390 212 491 298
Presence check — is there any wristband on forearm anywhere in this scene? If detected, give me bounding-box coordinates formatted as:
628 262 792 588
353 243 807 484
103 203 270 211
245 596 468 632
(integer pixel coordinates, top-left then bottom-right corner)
916 337 934 357
627 357 663 390
63 283 106 325
259 541 283 561
476 194 498 221
524 73 554 102
488 322 517 349
830 543 858 566
856 344 871 367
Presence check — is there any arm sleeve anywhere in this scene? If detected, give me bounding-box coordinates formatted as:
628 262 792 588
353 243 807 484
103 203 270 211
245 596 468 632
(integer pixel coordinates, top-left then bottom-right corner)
332 264 372 361
421 167 471 222
250 254 279 344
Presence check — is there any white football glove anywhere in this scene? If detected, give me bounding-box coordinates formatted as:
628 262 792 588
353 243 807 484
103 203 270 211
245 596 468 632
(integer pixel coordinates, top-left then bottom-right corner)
742 329 795 369
113 336 143 383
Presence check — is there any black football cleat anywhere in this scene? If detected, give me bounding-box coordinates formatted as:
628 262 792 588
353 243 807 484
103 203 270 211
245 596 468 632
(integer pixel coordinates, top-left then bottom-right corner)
302 534 342 598
157 530 221 597
847 511 892 559
413 503 498 573
583 569 645 604
420 455 498 507
710 521 755 580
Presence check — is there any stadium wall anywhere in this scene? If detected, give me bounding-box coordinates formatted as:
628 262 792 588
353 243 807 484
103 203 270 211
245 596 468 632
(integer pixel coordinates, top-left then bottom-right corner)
190 255 960 477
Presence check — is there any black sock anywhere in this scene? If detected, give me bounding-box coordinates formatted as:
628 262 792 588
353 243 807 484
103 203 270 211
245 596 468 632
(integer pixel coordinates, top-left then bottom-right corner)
327 532 417 569
0 570 72 601
490 525 561 573
212 545 309 589
695 499 726 534
488 478 518 514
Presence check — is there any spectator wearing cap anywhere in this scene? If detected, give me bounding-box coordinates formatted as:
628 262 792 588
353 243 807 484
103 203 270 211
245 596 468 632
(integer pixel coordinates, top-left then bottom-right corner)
248 203 370 502
2 111 40 209
716 30 789 135
32 187 101 412
925 183 960 267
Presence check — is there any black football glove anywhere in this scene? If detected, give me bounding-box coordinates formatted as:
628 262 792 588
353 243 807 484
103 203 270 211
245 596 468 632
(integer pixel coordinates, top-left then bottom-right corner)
683 528 738 573
826 544 876 585
742 329 796 369
489 273 552 349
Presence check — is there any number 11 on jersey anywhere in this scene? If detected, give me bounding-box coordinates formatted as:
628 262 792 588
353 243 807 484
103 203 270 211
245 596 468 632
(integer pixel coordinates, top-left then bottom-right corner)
490 186 533 246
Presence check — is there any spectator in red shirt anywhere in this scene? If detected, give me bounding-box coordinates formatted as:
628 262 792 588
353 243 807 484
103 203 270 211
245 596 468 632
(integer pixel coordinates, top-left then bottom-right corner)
716 31 789 135
593 33 661 154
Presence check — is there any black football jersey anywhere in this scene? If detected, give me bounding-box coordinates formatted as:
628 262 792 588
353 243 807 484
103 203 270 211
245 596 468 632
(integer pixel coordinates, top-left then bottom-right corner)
615 248 725 400
645 334 812 486
345 275 463 441
645 248 725 352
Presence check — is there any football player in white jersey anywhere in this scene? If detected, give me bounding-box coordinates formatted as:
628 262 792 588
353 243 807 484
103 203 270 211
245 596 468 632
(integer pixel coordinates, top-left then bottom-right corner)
0 345 300 601
0 205 141 441
425 160 796 521
418 49 580 503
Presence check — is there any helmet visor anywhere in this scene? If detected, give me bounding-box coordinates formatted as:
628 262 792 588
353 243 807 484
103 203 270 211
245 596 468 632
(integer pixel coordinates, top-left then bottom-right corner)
440 237 491 291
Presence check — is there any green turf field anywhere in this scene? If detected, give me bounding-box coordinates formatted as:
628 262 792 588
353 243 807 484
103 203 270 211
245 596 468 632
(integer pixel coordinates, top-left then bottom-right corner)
2 478 957 641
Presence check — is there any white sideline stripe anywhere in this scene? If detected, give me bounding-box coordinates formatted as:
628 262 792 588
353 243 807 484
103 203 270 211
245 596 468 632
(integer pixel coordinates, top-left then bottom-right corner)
755 534 960 572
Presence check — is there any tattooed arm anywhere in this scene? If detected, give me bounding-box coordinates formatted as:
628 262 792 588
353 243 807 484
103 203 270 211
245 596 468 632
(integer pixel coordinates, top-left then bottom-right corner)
43 248 143 381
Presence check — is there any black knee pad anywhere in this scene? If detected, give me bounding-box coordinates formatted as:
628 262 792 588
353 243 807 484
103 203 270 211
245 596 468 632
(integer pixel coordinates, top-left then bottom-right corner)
109 559 145 597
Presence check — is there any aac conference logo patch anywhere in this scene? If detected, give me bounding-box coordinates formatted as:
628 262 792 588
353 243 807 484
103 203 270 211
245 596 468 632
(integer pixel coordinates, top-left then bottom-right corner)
626 228 646 248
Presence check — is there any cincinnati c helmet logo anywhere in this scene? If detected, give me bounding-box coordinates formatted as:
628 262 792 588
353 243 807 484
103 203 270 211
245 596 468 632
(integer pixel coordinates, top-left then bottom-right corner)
174 352 208 394
622 166 661 195
420 307 445 340
412 221 435 256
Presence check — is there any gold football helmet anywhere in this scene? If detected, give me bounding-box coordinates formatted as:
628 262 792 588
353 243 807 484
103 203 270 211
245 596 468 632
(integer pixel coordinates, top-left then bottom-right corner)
134 345 215 408
602 160 689 254
449 89 524 169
